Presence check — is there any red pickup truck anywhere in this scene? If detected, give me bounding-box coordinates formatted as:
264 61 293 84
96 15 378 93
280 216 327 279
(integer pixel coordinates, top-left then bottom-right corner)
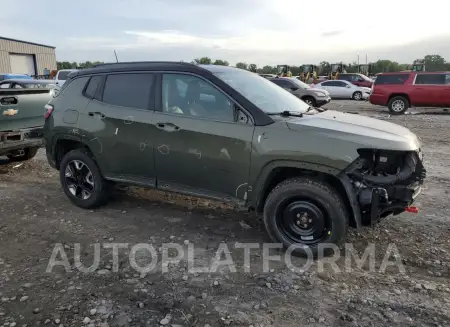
369 71 450 114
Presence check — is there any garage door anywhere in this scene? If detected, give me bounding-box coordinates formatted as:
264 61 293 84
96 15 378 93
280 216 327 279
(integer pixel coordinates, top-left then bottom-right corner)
9 54 35 75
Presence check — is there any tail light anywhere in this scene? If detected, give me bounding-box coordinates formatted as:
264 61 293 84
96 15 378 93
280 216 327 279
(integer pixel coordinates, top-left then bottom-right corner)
44 104 54 119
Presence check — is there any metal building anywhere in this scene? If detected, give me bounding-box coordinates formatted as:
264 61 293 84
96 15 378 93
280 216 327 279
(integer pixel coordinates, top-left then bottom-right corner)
0 36 57 76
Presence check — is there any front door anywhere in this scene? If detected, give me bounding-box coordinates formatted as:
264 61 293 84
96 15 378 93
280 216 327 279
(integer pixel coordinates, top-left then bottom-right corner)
79 73 158 186
153 73 255 202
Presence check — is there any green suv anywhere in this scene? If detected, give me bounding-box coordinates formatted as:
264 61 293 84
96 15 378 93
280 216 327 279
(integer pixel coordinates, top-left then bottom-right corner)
43 62 426 256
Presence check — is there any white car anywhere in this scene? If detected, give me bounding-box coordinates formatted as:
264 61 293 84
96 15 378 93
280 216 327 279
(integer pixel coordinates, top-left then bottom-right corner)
54 69 78 87
312 80 371 100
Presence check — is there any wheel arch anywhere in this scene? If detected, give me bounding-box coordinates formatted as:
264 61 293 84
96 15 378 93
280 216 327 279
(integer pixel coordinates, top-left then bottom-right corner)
51 135 95 170
388 93 410 105
251 161 361 229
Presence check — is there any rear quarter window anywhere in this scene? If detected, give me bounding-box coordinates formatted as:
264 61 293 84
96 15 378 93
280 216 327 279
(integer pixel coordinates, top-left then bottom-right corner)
83 75 103 99
374 74 410 85
55 77 89 99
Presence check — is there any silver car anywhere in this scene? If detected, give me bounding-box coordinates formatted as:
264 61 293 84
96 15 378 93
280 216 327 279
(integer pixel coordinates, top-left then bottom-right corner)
312 80 371 100
269 77 331 107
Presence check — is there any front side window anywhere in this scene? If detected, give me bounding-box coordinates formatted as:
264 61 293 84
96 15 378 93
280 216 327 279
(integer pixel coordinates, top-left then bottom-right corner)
321 81 337 87
162 73 235 122
211 69 309 114
415 74 446 85
335 81 348 87
102 73 155 110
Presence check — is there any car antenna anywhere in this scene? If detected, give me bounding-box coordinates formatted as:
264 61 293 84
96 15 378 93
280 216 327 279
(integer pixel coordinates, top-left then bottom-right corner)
114 50 119 63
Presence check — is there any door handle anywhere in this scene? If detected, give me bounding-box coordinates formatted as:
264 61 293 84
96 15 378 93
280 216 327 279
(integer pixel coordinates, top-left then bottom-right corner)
0 96 18 105
156 122 180 131
88 111 105 118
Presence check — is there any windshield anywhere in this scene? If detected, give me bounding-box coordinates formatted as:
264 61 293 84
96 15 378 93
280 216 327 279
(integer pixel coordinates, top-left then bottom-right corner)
213 70 309 114
289 78 310 89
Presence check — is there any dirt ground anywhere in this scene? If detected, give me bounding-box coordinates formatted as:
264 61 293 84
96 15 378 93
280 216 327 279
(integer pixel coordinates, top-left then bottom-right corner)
0 101 449 327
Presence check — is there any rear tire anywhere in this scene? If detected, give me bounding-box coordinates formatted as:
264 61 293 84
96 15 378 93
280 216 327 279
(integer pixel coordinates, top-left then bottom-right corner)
59 149 111 209
7 147 39 162
302 96 316 107
263 177 349 258
352 91 362 100
388 96 409 115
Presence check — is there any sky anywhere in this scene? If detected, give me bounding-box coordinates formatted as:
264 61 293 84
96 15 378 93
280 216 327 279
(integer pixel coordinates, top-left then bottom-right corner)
1 0 450 66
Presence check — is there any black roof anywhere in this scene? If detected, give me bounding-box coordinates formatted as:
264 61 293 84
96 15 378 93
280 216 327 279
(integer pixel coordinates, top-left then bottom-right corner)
74 62 247 78
0 36 55 49
75 61 205 76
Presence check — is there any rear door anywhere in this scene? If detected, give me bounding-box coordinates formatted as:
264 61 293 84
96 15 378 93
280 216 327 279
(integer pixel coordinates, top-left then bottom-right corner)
318 81 339 96
410 73 445 106
79 73 158 186
152 72 255 202
334 81 353 98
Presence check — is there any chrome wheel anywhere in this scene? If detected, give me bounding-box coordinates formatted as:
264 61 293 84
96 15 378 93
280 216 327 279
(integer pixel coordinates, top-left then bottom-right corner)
353 92 362 100
391 100 405 112
64 160 94 200
305 99 313 105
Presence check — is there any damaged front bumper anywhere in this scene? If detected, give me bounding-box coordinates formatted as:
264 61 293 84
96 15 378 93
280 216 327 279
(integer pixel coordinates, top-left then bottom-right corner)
342 150 426 226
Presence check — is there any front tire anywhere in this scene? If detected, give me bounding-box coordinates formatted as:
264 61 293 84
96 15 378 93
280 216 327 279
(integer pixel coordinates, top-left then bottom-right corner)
388 96 409 115
59 149 111 209
352 91 362 100
263 177 349 258
302 96 316 107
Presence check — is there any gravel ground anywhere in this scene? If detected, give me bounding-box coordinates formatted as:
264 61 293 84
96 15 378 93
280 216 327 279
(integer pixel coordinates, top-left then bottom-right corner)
0 101 449 327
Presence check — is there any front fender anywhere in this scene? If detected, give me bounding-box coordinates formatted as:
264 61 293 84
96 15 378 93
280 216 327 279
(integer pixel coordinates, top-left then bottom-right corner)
249 159 341 209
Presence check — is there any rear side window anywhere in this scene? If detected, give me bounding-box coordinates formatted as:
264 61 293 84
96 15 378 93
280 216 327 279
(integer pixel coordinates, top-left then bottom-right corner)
84 76 102 98
415 74 446 85
271 79 292 88
102 73 155 110
374 74 409 85
338 74 351 81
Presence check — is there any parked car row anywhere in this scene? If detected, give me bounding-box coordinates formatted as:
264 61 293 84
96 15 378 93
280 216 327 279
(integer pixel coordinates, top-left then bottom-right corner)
269 77 331 107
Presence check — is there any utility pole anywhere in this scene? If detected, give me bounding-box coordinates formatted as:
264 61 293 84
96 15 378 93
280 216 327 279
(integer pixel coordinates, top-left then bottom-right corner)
114 50 119 63
366 54 368 64
357 54 360 65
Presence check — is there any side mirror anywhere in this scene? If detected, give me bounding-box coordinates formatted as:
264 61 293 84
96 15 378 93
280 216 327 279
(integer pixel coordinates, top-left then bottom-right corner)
346 85 351 88
291 87 299 91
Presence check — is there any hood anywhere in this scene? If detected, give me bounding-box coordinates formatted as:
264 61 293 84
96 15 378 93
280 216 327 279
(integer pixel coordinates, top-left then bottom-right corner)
285 110 421 152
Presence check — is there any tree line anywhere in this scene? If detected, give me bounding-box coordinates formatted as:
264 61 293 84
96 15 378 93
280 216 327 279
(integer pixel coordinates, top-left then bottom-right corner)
57 54 450 75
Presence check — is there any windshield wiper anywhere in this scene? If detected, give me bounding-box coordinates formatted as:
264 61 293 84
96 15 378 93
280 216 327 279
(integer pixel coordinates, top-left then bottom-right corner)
267 110 303 117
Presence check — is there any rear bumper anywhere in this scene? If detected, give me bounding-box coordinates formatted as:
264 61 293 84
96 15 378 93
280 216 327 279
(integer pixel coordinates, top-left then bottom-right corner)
0 126 44 156
369 94 388 106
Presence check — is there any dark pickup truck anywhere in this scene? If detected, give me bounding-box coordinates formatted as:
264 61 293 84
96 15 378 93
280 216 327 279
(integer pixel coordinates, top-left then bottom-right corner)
0 87 54 161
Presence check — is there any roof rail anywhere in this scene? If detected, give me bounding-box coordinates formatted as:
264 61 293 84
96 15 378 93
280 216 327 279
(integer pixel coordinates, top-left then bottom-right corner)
92 61 196 68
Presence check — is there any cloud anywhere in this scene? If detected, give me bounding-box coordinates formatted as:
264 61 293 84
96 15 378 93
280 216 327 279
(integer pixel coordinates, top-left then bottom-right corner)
1 0 450 66
321 31 344 37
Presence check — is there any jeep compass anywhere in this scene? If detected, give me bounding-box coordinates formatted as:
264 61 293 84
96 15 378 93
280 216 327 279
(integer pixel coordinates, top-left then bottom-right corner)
43 62 426 257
